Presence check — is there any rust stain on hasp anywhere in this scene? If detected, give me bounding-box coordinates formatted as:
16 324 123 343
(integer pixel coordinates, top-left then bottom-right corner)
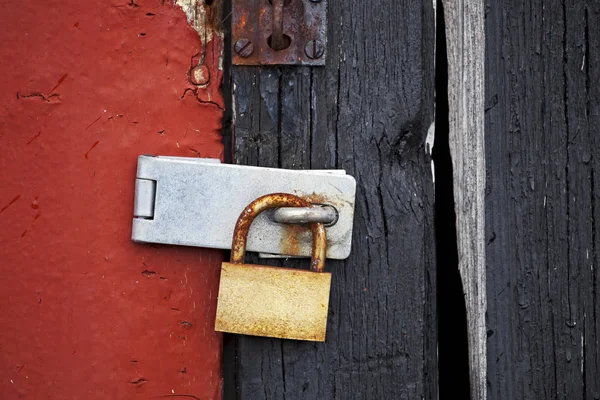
277 192 336 257
280 224 305 257
302 192 328 203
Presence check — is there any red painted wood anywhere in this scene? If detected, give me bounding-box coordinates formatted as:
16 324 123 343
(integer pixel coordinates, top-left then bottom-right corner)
0 1 224 398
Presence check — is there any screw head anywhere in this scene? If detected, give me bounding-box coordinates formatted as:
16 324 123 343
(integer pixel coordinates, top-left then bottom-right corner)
234 38 254 58
304 39 324 59
190 65 210 86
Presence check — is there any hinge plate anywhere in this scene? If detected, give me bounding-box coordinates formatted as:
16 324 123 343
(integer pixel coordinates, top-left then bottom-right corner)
232 0 326 66
132 156 356 259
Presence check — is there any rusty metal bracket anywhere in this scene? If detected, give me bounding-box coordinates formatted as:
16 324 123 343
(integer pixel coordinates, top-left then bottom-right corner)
232 0 326 66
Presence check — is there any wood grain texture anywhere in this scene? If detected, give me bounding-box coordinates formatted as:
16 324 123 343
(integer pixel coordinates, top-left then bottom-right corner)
230 0 437 398
485 1 600 399
442 0 487 398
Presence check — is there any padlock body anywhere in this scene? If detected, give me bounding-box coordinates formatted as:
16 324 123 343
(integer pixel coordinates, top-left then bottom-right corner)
215 263 332 341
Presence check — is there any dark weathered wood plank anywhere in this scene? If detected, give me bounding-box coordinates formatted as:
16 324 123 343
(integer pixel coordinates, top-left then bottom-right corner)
485 1 600 398
233 68 281 168
586 5 600 399
230 0 436 398
280 67 312 169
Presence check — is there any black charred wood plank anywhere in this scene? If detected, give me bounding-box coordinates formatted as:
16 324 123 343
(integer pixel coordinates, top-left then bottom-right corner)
229 0 436 398
485 0 600 398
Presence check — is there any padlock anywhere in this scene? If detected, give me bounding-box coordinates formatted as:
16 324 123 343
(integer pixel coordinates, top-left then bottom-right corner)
214 193 332 342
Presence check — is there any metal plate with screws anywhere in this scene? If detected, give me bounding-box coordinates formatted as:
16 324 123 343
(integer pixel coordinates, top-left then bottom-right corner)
131 156 356 259
232 0 326 66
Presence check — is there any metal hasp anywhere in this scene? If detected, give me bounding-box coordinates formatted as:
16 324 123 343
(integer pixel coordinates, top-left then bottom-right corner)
131 156 356 259
232 0 326 66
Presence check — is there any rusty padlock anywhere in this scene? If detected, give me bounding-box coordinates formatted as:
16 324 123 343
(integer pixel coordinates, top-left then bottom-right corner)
214 193 332 342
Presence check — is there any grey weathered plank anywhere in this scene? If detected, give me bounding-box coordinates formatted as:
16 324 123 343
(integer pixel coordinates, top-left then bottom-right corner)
485 0 600 399
434 2 471 397
442 0 487 398
230 0 437 397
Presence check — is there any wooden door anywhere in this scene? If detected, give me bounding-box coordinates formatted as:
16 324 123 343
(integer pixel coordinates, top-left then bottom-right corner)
0 1 225 398
225 0 438 398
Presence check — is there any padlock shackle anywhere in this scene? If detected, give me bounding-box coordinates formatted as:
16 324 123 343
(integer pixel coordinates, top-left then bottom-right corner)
231 193 327 272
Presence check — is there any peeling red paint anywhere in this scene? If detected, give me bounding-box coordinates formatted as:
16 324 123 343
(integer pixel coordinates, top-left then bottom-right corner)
0 0 223 399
